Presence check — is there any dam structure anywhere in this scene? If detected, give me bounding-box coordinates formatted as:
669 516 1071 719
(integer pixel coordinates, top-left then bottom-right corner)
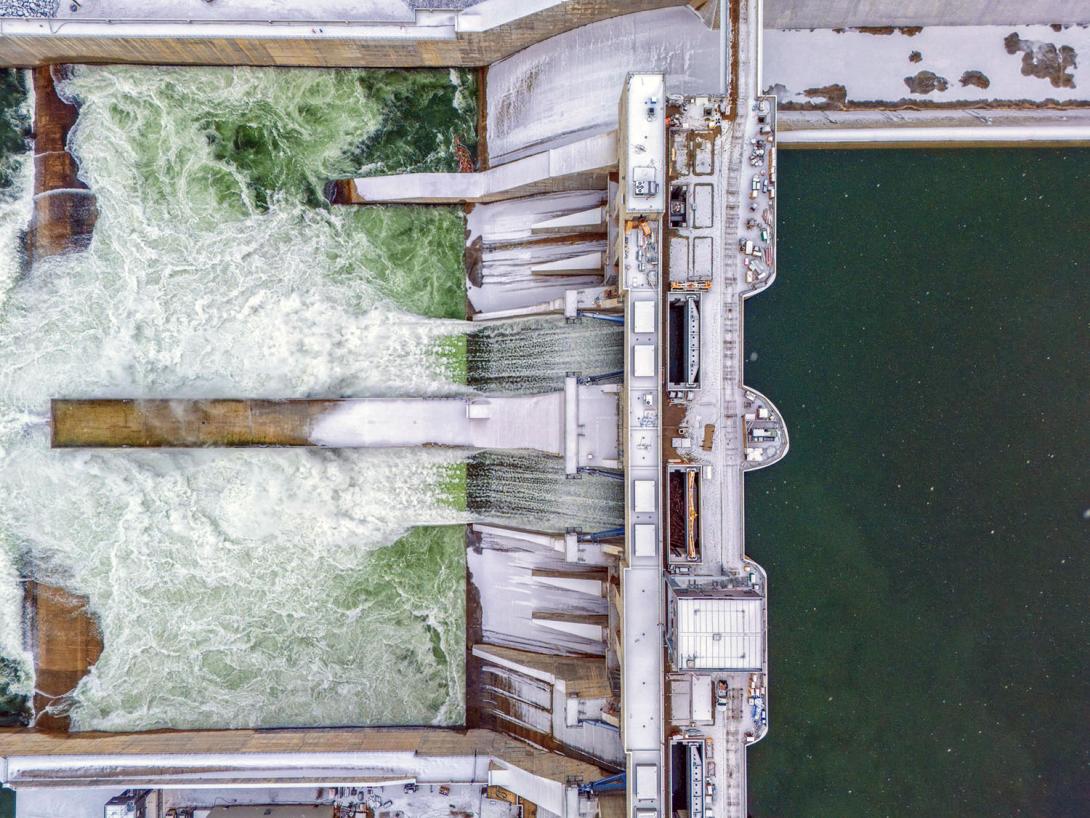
13 0 1085 815
0 4 784 815
0 41 786 818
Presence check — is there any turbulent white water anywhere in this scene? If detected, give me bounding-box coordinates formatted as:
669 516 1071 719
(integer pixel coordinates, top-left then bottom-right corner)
1 436 468 730
468 451 623 532
2 70 470 408
0 65 623 731
0 93 35 707
468 317 624 393
0 135 30 312
0 66 472 729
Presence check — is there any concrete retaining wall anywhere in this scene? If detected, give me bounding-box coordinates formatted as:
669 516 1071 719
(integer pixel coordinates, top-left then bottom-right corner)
765 0 1090 29
0 0 688 67
25 65 96 265
23 582 102 733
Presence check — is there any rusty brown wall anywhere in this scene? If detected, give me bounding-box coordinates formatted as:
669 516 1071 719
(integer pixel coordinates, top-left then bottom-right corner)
50 399 343 448
0 1 690 68
25 65 96 264
23 582 102 732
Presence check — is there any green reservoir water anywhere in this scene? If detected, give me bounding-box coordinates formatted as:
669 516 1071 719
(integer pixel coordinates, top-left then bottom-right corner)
745 149 1089 817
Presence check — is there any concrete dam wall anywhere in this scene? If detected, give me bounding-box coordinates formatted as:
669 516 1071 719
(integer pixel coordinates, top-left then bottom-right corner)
765 0 1090 29
0 0 688 68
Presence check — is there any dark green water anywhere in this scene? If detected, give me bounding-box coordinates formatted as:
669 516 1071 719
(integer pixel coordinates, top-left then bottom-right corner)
745 149 1089 817
0 69 27 195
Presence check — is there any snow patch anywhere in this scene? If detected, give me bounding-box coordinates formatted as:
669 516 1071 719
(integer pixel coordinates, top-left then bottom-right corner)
764 25 1090 104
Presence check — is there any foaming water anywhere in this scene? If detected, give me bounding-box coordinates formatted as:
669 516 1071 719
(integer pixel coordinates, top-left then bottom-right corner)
0 66 620 730
0 534 30 718
468 451 624 532
0 66 472 414
0 145 30 312
0 66 474 729
467 317 623 393
0 210 467 407
0 430 467 730
0 71 33 717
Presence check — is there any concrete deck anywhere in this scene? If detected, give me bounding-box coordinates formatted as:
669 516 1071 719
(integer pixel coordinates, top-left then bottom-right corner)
51 389 619 468
779 123 1090 148
50 397 565 453
616 73 668 818
344 131 617 204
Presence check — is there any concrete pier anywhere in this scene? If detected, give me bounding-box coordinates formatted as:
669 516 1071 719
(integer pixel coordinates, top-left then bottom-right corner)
50 397 565 453
337 131 617 204
25 66 97 265
51 390 619 469
51 399 334 448
23 582 102 732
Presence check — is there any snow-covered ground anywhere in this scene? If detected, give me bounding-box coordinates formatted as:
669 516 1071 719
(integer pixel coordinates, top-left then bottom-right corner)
764 25 1090 105
16 789 111 818
469 528 609 655
486 7 719 163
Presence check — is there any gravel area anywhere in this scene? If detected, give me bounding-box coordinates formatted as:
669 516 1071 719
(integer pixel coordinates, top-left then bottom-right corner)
0 0 57 16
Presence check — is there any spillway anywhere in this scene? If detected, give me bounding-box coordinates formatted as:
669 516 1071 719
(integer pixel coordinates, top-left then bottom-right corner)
467 451 624 532
467 316 623 393
0 65 619 733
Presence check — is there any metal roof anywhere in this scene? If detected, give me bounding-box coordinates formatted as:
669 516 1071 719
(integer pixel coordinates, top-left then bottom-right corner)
674 597 763 670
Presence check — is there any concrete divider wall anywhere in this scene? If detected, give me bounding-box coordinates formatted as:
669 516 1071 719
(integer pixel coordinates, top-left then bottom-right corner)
2 4 1085 70
765 0 1090 29
0 0 688 67
26 65 96 264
